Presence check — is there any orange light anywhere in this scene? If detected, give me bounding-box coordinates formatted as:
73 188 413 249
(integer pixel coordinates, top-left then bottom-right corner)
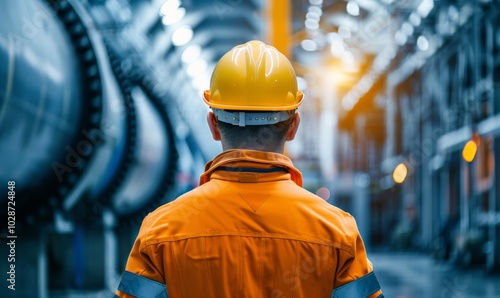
393 163 408 184
462 140 478 162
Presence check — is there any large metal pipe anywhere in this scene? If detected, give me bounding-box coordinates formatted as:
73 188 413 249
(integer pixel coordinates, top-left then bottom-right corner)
0 0 178 226
0 0 102 224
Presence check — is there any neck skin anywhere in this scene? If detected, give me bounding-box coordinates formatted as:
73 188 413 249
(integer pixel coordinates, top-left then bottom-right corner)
220 139 285 154
207 111 301 154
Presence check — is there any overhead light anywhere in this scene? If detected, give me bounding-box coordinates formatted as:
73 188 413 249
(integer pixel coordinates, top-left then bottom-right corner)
417 0 434 18
181 44 201 64
160 0 181 16
305 19 319 30
301 39 317 51
191 70 212 93
306 12 320 22
409 12 421 27
191 77 207 92
341 51 354 63
356 0 381 11
329 33 345 57
373 48 394 72
339 26 352 38
161 7 185 26
401 22 414 36
186 59 207 77
308 6 322 16
172 26 193 46
417 36 429 51
346 1 360 17
341 95 356 110
357 76 374 94
309 0 323 5
394 30 407 46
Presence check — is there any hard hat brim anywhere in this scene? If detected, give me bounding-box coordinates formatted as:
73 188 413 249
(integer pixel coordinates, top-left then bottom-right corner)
203 90 303 111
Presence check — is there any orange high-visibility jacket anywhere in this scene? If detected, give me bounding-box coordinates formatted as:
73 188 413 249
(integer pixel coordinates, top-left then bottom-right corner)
116 150 383 298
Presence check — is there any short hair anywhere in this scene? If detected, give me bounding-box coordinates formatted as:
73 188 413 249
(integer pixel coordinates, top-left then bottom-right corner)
217 110 295 150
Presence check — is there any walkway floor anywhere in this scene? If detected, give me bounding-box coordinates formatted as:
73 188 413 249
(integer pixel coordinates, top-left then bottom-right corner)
370 252 500 298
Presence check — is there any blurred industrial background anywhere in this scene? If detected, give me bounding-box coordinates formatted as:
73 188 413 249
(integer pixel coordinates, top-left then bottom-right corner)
1 0 500 297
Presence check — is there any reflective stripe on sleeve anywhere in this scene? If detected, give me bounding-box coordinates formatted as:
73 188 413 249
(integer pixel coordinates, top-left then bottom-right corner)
331 271 381 298
117 271 168 298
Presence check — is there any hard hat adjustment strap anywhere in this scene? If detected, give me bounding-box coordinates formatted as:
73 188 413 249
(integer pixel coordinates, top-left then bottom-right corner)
212 108 292 127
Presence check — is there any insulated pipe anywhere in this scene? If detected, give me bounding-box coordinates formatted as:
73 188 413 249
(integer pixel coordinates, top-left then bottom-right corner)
0 0 102 224
0 0 82 190
56 0 179 223
0 0 179 226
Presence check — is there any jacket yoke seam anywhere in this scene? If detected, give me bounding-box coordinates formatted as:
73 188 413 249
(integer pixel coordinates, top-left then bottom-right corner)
144 233 356 257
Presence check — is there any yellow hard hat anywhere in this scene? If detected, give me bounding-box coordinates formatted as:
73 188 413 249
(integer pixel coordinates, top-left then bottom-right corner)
203 40 303 113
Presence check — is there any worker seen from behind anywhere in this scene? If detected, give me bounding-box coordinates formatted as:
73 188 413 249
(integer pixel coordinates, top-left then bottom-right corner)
115 40 383 298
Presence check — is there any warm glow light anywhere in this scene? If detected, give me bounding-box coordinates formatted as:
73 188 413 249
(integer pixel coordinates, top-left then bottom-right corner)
328 66 357 88
462 140 478 162
393 163 408 184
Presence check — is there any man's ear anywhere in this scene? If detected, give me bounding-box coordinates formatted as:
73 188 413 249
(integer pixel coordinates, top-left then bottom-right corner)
207 111 221 141
286 112 301 141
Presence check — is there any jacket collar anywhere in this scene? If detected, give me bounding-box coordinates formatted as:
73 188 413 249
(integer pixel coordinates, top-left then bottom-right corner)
199 149 303 187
